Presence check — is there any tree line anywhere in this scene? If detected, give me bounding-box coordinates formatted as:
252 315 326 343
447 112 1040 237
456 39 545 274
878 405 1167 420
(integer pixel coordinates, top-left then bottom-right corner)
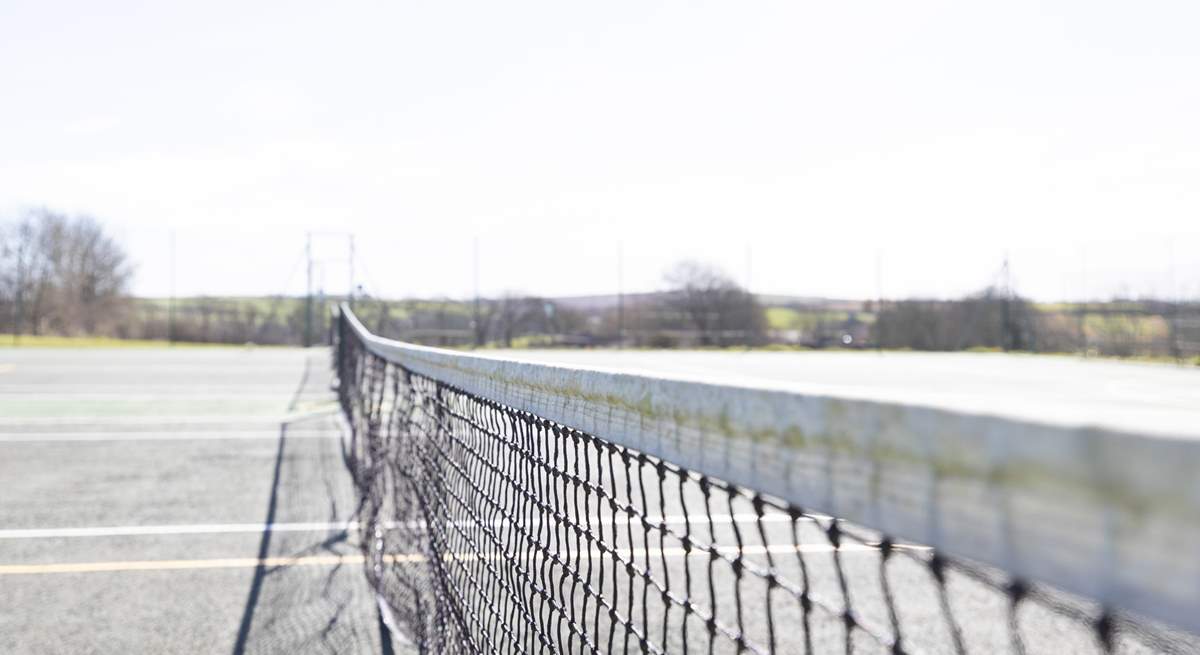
0 209 771 348
2 210 1195 360
1 209 133 337
455 261 768 348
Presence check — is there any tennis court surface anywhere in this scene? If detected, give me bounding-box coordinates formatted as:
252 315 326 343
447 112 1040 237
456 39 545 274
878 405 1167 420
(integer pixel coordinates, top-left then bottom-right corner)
3 312 1199 655
0 347 390 654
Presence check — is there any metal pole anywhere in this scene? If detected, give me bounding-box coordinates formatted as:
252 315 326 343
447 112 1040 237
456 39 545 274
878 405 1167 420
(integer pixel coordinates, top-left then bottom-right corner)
1169 301 1181 361
617 242 624 348
168 229 176 345
875 249 883 352
318 285 325 344
348 234 355 309
745 243 752 292
304 232 313 347
1077 302 1087 357
11 235 24 346
1168 241 1180 361
1078 247 1087 357
473 237 481 347
1001 254 1012 351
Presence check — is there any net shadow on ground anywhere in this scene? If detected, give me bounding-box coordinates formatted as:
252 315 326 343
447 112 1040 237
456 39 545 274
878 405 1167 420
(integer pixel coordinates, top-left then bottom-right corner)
231 356 388 655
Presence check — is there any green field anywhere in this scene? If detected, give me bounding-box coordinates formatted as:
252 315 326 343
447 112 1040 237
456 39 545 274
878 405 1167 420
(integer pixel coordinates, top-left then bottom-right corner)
765 306 860 330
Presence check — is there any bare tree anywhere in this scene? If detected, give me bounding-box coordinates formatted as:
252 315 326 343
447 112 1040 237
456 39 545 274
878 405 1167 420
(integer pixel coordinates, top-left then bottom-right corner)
662 260 766 346
0 223 26 336
493 294 555 347
0 209 132 336
874 288 1035 351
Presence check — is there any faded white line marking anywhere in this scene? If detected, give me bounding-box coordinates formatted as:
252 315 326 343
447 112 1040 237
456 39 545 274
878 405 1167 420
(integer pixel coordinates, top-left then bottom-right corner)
0 431 339 443
0 542 929 576
0 554 369 575
0 514 831 540
0 407 338 426
0 521 355 540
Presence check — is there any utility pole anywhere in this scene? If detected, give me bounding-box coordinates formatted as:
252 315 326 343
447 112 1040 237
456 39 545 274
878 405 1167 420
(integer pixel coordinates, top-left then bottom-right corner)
1000 253 1012 351
1167 241 1181 360
318 280 326 345
304 232 313 348
348 234 356 309
1169 300 1181 361
745 243 753 292
11 233 25 346
473 237 481 347
874 249 883 352
616 242 624 348
1078 247 1088 357
168 229 177 345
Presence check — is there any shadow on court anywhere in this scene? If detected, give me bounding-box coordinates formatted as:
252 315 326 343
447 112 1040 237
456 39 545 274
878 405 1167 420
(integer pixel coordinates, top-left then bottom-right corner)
231 356 392 655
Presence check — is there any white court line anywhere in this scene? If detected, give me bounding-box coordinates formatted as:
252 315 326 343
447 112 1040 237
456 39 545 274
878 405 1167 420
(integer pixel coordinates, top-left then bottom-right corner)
0 394 297 401
0 407 338 427
0 431 340 443
0 384 302 392
0 416 290 426
0 543 928 576
0 521 355 539
0 514 829 540
0 554 372 575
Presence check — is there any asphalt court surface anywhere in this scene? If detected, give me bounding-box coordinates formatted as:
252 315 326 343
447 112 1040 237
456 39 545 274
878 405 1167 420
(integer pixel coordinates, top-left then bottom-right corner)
2 346 1197 654
0 347 388 654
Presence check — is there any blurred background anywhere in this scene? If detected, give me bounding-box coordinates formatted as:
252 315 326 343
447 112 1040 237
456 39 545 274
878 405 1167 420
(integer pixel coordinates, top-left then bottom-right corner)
2 0 1197 359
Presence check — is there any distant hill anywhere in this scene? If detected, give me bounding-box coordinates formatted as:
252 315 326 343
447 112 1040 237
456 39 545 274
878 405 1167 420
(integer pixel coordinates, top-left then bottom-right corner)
552 291 864 312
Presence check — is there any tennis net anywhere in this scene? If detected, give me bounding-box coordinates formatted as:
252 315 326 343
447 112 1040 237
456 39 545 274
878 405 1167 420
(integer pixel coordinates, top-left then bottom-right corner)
334 305 1200 654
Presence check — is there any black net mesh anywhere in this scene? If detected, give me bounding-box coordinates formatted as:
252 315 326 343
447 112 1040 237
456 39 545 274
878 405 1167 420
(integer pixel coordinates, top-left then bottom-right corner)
335 312 1196 655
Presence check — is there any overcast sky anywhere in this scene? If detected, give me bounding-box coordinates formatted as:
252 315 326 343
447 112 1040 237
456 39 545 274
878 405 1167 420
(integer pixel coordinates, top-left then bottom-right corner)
2 0 1198 301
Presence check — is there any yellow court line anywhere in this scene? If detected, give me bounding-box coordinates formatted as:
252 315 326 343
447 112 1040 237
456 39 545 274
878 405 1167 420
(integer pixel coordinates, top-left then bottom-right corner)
0 552 435 576
0 554 369 576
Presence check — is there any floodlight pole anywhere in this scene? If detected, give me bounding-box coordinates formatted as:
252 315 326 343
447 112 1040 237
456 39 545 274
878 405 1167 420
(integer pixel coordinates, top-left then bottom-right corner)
745 243 752 293
1167 241 1181 361
11 236 25 346
875 250 883 352
1001 254 1012 351
304 232 313 348
168 229 176 345
617 242 624 348
1078 247 1088 357
348 234 355 309
473 237 481 348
